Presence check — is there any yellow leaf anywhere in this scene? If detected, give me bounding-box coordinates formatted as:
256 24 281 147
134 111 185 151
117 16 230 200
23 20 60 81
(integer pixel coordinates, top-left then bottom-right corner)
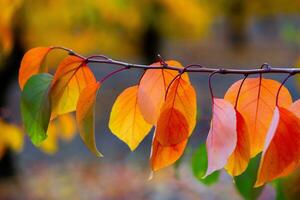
109 85 152 151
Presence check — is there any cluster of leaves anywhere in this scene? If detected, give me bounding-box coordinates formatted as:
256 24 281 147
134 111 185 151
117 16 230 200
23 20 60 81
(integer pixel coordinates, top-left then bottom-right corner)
19 47 300 190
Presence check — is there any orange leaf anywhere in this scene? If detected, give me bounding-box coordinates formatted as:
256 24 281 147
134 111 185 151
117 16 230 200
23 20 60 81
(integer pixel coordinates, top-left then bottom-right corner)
224 78 292 157
76 82 102 157
19 47 51 90
51 55 96 117
225 110 251 176
109 85 152 151
155 77 197 146
150 132 187 171
205 98 237 176
138 60 189 124
255 107 300 187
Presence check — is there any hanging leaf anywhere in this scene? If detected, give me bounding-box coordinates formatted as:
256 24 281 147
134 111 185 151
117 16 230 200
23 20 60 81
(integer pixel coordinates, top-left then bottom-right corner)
191 143 220 185
109 85 152 151
21 73 53 146
225 110 251 176
51 55 96 117
19 47 52 90
205 98 237 177
76 82 103 157
156 77 197 146
225 78 292 157
255 107 300 187
150 131 188 171
138 60 189 124
234 154 264 200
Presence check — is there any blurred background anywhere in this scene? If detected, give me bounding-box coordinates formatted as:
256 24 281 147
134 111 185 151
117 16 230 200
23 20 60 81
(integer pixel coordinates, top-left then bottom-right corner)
1 0 300 199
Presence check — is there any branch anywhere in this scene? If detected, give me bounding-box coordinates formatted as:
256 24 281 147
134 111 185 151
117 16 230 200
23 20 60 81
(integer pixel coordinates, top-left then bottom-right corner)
54 46 300 75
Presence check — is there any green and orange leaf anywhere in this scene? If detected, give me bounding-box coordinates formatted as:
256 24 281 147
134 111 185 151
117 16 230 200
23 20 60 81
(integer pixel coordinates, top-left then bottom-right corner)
76 82 102 157
225 78 292 157
51 55 96 117
109 85 152 151
19 47 52 90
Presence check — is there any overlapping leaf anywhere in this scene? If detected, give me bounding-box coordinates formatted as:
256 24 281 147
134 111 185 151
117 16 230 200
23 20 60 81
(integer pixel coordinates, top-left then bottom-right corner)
155 76 197 146
150 131 188 171
225 110 251 176
21 73 53 146
138 60 189 124
109 85 152 151
19 47 51 90
255 107 300 187
76 82 102 157
205 98 237 176
225 78 292 157
51 55 96 117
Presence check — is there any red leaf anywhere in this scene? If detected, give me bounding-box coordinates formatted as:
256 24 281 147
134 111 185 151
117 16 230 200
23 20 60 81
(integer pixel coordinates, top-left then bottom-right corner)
255 107 300 187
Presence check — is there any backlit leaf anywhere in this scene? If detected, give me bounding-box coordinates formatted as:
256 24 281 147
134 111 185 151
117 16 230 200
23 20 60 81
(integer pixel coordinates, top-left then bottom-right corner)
225 110 251 176
51 55 96 117
109 85 152 151
19 47 51 90
138 60 189 124
225 78 292 157
76 82 102 157
21 73 53 146
255 107 300 187
191 143 220 185
205 98 237 176
156 76 197 146
150 131 188 171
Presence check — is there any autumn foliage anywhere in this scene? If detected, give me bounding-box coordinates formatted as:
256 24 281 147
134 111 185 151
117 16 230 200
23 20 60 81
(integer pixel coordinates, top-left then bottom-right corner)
19 46 300 188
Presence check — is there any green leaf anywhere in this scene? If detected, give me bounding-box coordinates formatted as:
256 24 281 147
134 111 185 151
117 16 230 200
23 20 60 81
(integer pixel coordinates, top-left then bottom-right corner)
21 73 53 146
273 179 287 200
191 143 220 185
234 154 264 200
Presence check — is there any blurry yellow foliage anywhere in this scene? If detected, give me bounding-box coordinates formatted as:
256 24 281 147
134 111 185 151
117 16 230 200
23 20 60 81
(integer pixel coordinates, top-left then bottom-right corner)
0 119 24 158
0 0 22 55
40 113 77 154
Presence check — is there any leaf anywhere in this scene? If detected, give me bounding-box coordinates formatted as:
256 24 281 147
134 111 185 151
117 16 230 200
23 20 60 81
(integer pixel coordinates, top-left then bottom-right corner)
255 107 300 187
289 99 300 118
138 60 189 124
273 180 287 200
234 154 264 200
225 110 251 176
205 98 237 176
150 131 188 171
56 113 77 141
51 55 96 117
0 120 24 153
76 82 103 157
225 78 292 157
191 143 220 185
155 77 197 146
19 47 51 90
21 73 53 146
109 85 152 151
39 122 58 154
